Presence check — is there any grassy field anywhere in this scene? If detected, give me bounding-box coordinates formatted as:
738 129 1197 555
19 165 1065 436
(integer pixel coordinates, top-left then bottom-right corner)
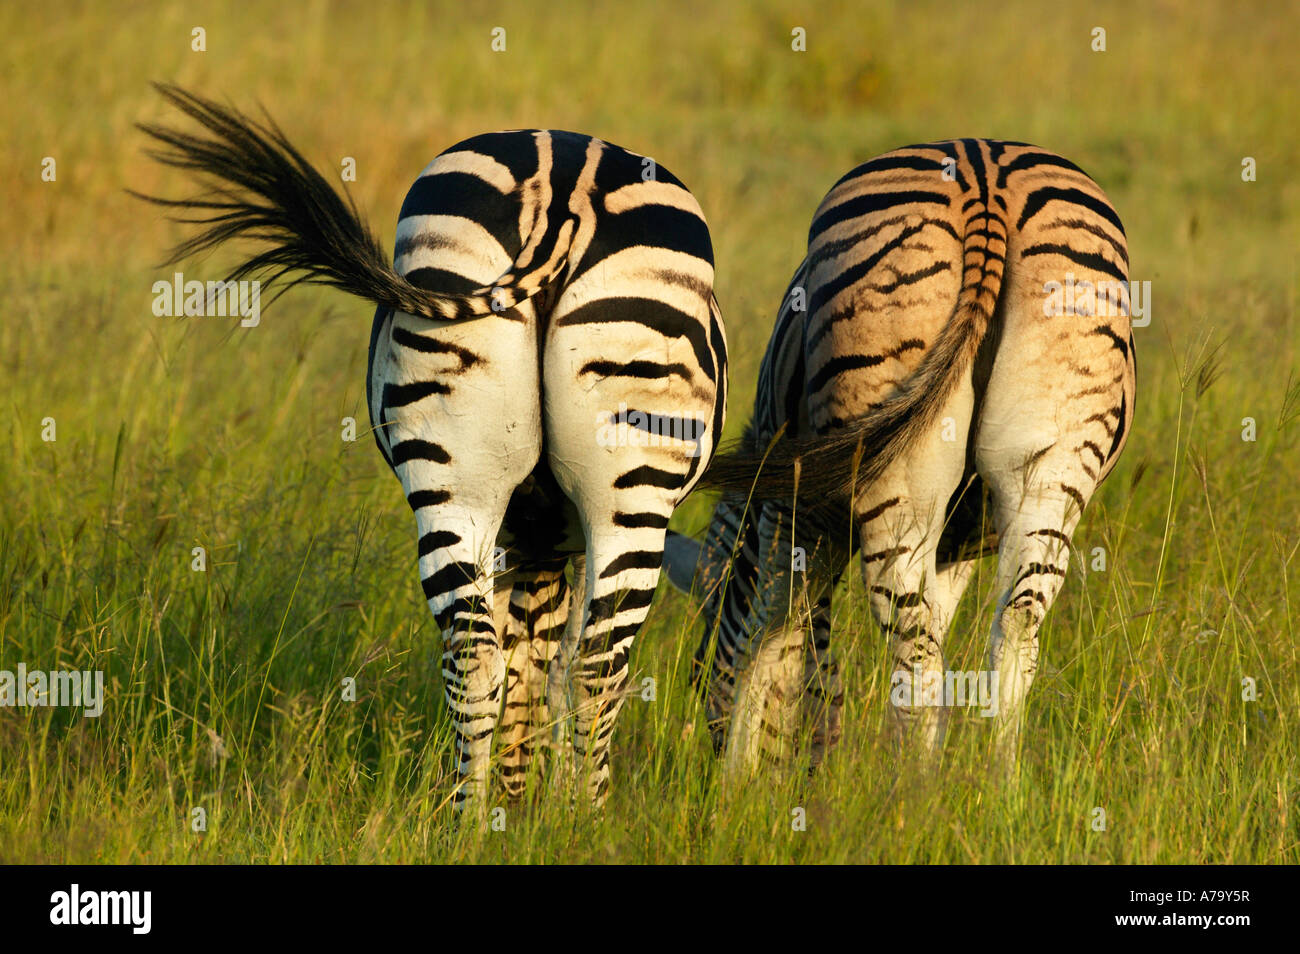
1 0 1297 863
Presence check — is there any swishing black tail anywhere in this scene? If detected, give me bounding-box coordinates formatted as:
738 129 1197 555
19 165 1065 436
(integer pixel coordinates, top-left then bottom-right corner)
700 222 1004 501
131 83 535 320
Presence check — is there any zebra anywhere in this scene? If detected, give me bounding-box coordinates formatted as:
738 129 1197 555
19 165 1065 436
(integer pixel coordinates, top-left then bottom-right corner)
666 138 1134 775
136 85 727 810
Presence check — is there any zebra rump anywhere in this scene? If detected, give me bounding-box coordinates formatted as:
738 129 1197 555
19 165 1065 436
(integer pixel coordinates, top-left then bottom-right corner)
135 84 727 810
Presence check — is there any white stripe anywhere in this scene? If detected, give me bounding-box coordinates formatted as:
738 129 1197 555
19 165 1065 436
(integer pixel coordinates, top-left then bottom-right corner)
394 214 512 282
604 181 703 217
414 150 517 193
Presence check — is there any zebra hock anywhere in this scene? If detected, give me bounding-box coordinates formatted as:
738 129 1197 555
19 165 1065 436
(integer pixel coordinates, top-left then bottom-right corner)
135 84 727 811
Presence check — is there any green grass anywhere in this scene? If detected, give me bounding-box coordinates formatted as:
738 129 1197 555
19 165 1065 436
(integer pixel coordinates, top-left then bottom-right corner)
1 0 1297 862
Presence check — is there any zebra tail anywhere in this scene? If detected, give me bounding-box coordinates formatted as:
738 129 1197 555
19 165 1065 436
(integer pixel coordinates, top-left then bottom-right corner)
131 83 536 321
700 225 1005 502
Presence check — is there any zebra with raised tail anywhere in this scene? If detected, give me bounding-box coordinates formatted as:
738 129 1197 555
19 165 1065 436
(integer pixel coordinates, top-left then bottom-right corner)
667 139 1134 775
137 85 727 809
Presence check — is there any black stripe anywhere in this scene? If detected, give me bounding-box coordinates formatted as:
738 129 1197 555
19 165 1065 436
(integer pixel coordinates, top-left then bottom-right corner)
447 617 495 636
613 465 681 490
862 545 909 564
1028 528 1071 545
808 217 939 316
961 139 987 204
965 225 1007 245
807 339 924 395
383 380 451 407
599 550 664 578
586 586 656 618
1012 562 1066 589
576 204 713 274
810 216 961 274
996 151 1088 189
1021 445 1054 471
418 530 462 556
784 343 805 434
441 131 540 182
613 407 706 440
580 359 694 381
1017 186 1126 237
367 306 394 469
422 562 480 601
1020 242 1127 284
397 170 522 257
603 621 645 647
825 155 946 195
808 190 950 242
391 326 481 366
1011 588 1048 607
867 259 952 294
408 489 452 509
934 142 969 192
706 301 728 454
399 266 482 297
556 298 714 383
1084 411 1117 438
870 586 926 608
613 511 670 529
807 354 888 394
391 439 451 465
1107 390 1129 463
1079 440 1107 465
592 138 689 192
1042 217 1129 266
860 497 901 522
1092 324 1130 358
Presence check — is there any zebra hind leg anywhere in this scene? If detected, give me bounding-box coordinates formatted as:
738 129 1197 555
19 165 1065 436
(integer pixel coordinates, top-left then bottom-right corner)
412 499 519 814
546 554 585 798
566 526 669 810
498 560 569 802
802 595 843 772
858 500 953 764
984 484 1082 772
430 555 506 811
723 507 820 778
725 621 806 778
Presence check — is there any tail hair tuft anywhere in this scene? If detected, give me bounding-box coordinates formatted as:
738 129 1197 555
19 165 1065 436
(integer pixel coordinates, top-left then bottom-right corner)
131 83 455 319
